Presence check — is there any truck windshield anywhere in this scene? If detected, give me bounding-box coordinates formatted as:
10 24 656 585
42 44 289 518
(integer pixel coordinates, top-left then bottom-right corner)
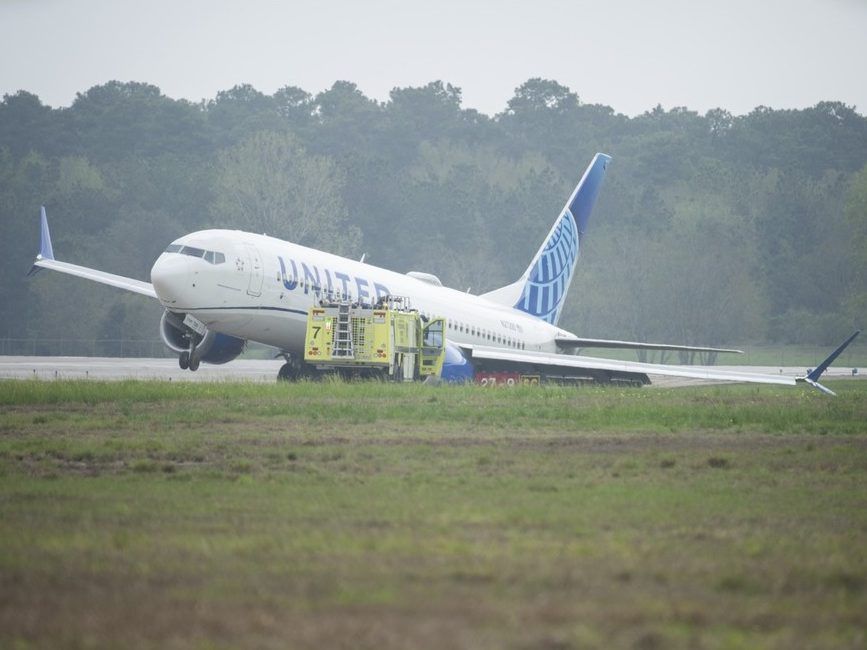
423 321 443 348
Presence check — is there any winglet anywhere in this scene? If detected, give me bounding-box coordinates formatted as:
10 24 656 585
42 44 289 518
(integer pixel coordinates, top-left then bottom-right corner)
39 206 54 261
27 206 55 276
797 330 861 396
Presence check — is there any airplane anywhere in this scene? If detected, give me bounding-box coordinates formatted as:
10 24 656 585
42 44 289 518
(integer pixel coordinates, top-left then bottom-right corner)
28 153 859 394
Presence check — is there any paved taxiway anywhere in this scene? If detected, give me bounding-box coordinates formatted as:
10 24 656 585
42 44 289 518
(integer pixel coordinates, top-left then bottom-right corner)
0 356 862 386
0 356 284 382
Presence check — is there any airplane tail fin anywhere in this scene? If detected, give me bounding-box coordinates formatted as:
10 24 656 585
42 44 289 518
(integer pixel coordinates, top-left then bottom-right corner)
482 153 611 325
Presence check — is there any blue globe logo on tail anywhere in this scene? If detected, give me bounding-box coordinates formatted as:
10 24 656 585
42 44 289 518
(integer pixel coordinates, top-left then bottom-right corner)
514 209 579 324
483 153 608 327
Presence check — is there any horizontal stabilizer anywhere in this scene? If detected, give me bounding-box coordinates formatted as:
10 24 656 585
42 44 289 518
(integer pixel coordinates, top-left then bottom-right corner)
555 337 742 354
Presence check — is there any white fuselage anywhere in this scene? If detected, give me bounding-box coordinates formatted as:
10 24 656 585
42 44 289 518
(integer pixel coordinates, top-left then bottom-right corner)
150 230 572 356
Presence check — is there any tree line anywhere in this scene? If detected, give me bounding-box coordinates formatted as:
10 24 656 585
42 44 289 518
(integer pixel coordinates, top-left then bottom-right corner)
1 78 865 348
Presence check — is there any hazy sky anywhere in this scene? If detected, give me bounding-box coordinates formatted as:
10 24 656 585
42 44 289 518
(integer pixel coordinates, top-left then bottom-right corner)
1 0 865 116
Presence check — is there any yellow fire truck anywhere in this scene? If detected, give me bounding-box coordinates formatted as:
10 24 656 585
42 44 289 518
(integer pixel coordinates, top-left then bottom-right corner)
304 296 445 381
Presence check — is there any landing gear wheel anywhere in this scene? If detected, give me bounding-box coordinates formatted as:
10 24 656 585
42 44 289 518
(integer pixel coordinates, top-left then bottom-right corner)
179 351 190 370
188 355 200 372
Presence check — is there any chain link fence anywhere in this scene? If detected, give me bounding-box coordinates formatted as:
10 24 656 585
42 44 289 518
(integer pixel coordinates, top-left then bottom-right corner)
0 338 279 360
0 339 173 358
737 343 865 369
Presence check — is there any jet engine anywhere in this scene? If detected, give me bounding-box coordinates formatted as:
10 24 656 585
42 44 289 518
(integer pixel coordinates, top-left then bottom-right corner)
160 311 246 367
441 341 475 382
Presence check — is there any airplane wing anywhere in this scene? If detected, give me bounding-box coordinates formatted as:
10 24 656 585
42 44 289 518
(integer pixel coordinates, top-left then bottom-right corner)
462 329 860 394
28 207 157 299
466 345 794 385
555 336 742 354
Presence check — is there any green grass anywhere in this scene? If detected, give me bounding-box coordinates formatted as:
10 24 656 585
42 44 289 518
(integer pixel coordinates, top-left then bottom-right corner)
1 380 866 649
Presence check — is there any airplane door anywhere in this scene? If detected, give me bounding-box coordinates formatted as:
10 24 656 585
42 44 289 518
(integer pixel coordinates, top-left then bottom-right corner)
244 243 264 297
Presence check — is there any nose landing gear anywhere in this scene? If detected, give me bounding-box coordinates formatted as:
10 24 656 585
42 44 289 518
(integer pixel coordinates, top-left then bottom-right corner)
178 334 202 372
178 350 201 372
164 311 206 372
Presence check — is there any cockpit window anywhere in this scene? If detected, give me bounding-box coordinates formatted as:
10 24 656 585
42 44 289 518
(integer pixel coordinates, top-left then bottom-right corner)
164 244 226 264
180 246 205 258
202 251 227 265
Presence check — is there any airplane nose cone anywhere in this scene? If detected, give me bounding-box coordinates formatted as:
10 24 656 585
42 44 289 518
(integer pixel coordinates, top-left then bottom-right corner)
151 254 192 305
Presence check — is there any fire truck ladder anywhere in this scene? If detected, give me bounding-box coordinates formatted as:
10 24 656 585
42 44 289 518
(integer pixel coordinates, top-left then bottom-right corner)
332 302 354 358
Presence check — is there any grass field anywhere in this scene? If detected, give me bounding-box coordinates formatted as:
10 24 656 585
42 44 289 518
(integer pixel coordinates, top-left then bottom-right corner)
1 380 866 649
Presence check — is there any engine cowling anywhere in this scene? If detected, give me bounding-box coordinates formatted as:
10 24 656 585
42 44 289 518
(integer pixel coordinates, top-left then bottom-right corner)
160 311 246 365
441 341 474 382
